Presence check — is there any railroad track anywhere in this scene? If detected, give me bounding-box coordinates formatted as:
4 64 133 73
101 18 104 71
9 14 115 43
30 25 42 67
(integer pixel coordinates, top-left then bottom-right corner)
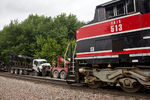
0 72 70 85
0 72 150 99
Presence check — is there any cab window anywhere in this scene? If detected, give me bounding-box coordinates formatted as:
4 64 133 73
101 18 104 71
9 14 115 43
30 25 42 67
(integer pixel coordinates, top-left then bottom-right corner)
105 0 135 19
106 6 114 19
117 2 125 16
127 0 135 13
144 0 150 13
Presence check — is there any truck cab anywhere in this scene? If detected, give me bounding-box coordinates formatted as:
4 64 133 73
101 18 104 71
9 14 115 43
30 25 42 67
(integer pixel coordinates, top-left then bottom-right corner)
33 59 51 76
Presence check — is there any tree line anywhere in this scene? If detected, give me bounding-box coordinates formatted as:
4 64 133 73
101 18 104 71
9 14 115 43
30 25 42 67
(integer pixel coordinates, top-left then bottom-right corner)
0 13 84 64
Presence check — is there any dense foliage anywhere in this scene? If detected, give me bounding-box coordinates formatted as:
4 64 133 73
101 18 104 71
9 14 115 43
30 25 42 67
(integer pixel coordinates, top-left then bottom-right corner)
0 14 84 64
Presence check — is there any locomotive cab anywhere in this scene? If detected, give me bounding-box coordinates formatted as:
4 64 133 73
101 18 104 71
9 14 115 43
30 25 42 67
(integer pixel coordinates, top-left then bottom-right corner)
89 0 150 24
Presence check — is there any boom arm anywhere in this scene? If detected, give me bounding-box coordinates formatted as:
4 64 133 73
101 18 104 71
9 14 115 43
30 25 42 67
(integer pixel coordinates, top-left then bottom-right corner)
57 55 70 67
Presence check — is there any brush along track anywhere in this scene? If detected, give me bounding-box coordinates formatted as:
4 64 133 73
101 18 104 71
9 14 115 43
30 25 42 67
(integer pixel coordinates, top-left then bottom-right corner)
0 72 150 99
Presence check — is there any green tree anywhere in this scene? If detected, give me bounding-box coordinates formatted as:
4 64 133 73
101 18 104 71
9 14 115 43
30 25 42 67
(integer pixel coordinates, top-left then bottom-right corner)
0 13 84 64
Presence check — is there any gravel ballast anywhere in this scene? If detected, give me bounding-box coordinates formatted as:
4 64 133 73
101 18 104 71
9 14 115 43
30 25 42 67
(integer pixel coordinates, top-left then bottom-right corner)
0 76 149 100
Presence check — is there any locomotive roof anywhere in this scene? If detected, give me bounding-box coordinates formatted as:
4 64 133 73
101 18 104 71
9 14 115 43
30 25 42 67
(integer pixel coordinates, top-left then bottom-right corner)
97 0 121 7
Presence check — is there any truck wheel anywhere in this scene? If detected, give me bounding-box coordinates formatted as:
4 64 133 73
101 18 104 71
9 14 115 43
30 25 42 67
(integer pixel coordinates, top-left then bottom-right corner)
53 70 59 78
14 69 18 74
60 71 66 79
42 69 47 76
34 71 39 76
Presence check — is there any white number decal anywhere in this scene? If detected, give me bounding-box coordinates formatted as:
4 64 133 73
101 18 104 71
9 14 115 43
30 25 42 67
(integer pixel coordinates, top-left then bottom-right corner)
111 26 114 32
115 25 118 32
119 24 122 31
90 47 94 52
110 20 123 32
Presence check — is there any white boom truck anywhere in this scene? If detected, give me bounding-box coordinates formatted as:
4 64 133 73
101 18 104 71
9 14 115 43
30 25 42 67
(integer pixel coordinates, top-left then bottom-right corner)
10 55 51 76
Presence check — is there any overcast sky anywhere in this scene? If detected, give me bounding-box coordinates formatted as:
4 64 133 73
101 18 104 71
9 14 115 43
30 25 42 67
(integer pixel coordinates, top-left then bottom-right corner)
0 0 110 30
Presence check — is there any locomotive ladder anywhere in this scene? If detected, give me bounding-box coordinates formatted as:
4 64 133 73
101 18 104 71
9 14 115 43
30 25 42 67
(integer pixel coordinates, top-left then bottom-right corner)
66 43 77 84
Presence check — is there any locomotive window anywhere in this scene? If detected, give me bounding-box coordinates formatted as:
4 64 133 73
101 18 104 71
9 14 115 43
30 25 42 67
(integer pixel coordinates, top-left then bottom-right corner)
106 6 114 19
117 2 125 16
144 0 150 13
127 0 135 13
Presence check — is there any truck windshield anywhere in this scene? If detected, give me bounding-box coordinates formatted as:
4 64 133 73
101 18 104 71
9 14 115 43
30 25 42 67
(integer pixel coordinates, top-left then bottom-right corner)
37 61 47 66
40 61 47 64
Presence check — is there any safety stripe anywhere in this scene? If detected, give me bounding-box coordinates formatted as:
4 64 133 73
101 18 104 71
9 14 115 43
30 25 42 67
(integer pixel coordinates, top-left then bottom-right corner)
75 55 119 60
77 47 150 55
76 53 150 60
76 50 112 55
124 47 150 51
130 53 150 57
76 48 150 59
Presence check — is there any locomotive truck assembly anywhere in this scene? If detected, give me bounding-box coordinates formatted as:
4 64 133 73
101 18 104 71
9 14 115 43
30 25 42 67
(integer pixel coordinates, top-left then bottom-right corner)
2 0 150 93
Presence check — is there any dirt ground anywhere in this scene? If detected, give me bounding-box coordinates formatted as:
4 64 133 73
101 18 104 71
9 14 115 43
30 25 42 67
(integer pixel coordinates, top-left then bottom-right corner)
0 76 149 100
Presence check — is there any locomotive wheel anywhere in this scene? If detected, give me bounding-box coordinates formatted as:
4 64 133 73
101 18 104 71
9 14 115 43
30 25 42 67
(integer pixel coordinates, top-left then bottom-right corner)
60 71 66 79
119 82 142 93
53 70 59 78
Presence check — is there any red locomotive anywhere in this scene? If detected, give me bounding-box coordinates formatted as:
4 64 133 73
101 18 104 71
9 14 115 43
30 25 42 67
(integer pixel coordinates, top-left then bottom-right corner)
71 0 150 92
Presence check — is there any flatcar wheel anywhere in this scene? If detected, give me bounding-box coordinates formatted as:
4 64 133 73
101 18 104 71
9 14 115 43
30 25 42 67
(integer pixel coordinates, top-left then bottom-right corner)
14 69 18 74
10 69 14 74
60 71 66 79
53 70 59 78
120 82 141 93
24 70 29 75
19 69 23 75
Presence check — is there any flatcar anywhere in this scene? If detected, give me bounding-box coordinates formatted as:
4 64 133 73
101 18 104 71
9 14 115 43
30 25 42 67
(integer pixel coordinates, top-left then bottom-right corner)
72 0 150 92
